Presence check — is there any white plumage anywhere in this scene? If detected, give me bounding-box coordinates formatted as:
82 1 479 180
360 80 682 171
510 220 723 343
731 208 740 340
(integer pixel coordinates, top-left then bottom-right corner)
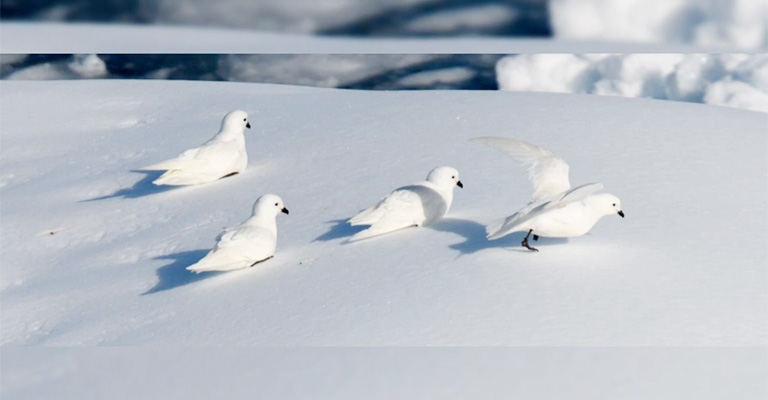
187 194 289 273
473 137 624 251
139 110 251 186
348 166 463 241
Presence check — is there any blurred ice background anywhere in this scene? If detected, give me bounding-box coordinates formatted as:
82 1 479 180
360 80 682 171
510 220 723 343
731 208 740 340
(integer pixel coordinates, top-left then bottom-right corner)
496 54 768 112
2 0 766 48
0 54 503 90
2 1 767 111
0 0 550 37
3 53 767 112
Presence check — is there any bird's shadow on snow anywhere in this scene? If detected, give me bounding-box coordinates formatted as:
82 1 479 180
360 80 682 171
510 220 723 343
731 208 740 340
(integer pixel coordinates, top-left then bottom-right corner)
83 171 178 201
313 219 364 242
143 249 222 295
430 218 568 255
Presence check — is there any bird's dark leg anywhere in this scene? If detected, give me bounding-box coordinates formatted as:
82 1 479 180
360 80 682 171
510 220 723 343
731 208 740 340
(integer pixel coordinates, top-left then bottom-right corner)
221 172 239 179
522 230 539 252
250 256 273 267
533 235 539 241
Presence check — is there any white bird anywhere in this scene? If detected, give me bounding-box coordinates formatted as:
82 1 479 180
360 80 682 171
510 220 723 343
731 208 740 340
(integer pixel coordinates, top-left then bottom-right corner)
187 194 289 273
139 110 251 186
348 166 463 241
472 137 624 252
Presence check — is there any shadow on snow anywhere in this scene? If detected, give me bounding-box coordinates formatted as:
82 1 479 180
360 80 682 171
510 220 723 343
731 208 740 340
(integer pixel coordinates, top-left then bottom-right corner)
82 170 179 201
313 219 365 242
143 249 221 295
430 217 568 255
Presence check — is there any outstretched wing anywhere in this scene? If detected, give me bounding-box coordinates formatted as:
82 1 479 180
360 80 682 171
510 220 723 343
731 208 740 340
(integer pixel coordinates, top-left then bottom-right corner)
486 183 603 240
472 137 570 202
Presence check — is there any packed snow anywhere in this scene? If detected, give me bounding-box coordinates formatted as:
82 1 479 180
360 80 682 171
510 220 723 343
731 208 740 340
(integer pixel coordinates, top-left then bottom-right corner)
496 54 768 112
549 0 768 49
0 80 765 346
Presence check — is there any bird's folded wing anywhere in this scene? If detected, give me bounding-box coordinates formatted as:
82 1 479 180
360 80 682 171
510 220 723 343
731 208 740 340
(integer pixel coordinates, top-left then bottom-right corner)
215 225 267 249
349 186 423 226
138 146 202 170
472 136 571 202
348 189 425 241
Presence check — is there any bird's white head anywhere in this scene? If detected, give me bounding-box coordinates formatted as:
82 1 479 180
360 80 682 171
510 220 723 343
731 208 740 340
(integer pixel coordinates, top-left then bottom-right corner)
220 110 251 133
426 166 463 190
252 194 289 218
590 193 624 218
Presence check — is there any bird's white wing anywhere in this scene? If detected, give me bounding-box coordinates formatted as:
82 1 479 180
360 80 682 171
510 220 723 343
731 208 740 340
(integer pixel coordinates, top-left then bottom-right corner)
140 139 239 172
486 182 602 240
542 182 603 210
348 187 427 241
472 136 570 202
187 225 275 272
139 146 202 170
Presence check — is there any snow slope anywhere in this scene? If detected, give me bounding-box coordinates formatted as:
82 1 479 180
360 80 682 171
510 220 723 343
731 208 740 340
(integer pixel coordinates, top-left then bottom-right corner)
0 80 765 346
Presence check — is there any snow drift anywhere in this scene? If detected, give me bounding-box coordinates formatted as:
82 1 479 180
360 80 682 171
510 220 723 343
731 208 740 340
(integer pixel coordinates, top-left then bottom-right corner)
0 80 765 346
496 54 768 112
549 0 768 49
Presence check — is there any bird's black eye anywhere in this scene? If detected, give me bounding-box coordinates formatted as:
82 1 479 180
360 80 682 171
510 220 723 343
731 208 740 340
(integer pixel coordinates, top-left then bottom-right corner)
451 176 455 179
275 202 279 206
243 118 247 121
612 203 616 207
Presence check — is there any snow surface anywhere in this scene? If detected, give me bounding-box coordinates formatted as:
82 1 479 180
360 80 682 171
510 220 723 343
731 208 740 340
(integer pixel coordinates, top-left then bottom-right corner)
496 54 768 112
2 347 766 400
0 80 766 346
0 22 737 53
549 0 768 49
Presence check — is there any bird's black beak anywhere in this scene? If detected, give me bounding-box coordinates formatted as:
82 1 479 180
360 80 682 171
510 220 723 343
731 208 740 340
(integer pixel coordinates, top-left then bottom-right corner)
618 210 625 218
457 181 463 188
281 207 289 215
246 122 251 129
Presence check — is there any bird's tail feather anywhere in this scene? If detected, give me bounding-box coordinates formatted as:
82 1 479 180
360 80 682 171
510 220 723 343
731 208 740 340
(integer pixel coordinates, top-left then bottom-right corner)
485 213 523 241
187 258 251 273
347 223 412 242
348 205 381 226
152 170 210 186
139 158 186 171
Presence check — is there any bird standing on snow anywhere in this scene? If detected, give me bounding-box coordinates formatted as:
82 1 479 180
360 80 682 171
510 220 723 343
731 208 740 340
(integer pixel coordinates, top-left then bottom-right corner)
187 194 289 273
348 166 463 241
472 137 624 252
140 110 251 186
